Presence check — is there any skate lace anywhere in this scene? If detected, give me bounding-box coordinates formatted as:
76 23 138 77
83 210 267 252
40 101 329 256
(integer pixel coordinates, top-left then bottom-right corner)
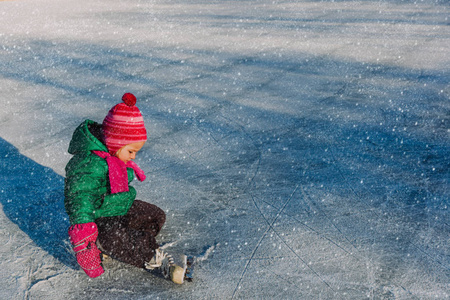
159 250 175 279
145 248 174 270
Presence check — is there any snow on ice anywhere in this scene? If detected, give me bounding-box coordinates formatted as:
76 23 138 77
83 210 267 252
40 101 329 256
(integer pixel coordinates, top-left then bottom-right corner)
0 0 448 299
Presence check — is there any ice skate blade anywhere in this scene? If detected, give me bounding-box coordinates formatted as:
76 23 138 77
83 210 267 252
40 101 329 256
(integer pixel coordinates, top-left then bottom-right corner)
170 265 186 284
185 255 195 281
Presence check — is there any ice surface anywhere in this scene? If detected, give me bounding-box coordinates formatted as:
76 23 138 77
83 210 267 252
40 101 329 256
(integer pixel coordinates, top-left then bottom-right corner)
0 0 448 299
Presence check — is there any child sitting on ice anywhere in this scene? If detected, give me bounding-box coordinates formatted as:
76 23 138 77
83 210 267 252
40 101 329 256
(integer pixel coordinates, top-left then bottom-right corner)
64 93 180 282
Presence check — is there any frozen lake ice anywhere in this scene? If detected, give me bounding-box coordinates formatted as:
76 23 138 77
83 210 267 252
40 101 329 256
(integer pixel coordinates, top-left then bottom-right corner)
0 0 448 299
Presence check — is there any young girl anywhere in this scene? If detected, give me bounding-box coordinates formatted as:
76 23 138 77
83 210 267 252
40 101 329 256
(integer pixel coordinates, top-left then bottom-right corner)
64 93 181 282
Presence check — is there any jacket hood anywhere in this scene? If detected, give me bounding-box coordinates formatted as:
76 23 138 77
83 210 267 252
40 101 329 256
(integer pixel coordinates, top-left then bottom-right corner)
68 120 109 154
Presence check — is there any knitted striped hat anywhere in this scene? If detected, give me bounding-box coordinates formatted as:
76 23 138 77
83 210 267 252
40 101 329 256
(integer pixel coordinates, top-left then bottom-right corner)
102 93 147 155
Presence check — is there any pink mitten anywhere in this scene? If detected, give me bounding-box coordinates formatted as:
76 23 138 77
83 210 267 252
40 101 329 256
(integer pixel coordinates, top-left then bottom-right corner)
68 222 104 278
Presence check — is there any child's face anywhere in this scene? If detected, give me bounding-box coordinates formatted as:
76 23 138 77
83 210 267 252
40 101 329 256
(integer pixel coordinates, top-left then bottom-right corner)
115 141 146 163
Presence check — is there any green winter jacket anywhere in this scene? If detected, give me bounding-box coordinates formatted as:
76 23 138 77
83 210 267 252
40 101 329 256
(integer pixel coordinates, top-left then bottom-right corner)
64 120 136 225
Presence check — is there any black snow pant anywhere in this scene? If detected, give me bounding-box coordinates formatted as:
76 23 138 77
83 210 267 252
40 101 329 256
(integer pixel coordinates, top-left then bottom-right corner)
95 200 166 268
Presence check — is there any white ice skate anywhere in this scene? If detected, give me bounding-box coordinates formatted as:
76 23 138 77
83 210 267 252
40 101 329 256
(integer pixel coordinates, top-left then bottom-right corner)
145 248 192 284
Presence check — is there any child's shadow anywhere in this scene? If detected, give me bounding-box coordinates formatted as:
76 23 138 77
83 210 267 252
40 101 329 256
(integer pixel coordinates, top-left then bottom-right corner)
0 137 76 268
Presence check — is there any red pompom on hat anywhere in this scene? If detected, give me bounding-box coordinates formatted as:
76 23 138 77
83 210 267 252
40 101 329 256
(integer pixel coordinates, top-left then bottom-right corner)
102 93 147 155
122 92 136 106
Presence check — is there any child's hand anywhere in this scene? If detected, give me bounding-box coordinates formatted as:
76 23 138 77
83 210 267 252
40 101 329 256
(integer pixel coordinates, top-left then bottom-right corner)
68 222 104 278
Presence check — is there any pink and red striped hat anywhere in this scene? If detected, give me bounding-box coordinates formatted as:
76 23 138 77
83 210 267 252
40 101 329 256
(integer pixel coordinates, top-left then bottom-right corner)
102 93 147 155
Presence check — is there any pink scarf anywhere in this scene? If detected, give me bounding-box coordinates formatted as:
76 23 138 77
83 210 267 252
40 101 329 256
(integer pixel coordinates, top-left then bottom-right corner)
92 150 146 194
